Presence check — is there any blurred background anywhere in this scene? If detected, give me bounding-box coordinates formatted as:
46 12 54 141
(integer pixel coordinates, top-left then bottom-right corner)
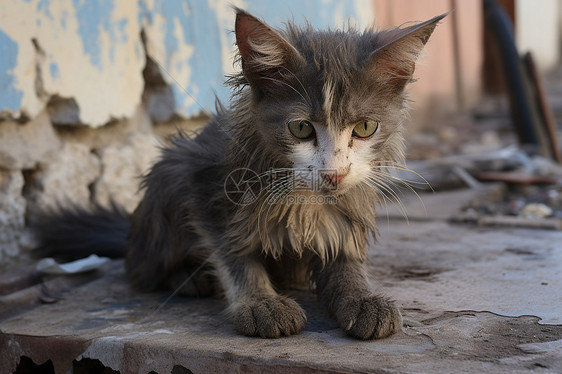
1 0 562 262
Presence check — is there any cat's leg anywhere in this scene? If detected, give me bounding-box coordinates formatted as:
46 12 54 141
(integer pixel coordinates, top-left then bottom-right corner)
211 253 307 338
313 257 402 339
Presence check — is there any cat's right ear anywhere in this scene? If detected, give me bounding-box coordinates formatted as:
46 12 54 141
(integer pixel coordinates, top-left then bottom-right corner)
234 8 304 95
367 14 446 94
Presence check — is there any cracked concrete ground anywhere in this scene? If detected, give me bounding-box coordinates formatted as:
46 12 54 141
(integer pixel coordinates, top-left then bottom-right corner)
1 189 561 373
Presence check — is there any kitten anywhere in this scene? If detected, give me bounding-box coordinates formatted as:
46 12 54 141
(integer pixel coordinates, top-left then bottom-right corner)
36 8 444 339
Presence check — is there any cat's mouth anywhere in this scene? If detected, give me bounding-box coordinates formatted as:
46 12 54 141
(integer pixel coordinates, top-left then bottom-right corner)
317 173 357 196
317 183 349 196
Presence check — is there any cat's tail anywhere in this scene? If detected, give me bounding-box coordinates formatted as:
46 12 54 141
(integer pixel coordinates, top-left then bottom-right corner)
33 202 131 261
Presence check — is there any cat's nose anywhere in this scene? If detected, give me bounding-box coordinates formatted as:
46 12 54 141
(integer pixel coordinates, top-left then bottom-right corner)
322 171 348 186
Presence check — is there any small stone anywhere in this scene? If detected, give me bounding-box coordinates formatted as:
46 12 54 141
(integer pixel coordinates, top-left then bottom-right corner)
520 203 553 218
481 131 501 146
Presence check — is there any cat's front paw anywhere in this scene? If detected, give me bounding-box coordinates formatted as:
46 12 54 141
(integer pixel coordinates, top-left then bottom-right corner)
335 295 402 340
234 295 307 338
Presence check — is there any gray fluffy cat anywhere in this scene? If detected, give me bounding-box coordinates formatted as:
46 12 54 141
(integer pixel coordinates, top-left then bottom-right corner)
37 8 443 339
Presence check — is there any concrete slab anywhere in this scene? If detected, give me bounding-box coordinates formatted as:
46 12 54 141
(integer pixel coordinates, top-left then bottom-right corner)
375 221 562 325
1 213 561 373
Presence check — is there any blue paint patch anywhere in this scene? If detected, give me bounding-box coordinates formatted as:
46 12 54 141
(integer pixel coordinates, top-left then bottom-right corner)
49 62 59 79
73 0 118 68
246 0 360 30
134 42 141 61
147 0 230 117
37 0 54 20
0 30 23 112
61 9 69 29
137 0 152 26
117 18 128 43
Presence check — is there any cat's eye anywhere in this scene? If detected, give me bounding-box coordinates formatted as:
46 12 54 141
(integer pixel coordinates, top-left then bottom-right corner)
352 120 379 138
288 120 315 140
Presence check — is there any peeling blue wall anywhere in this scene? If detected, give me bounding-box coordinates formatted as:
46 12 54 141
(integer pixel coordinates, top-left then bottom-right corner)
0 30 23 113
143 0 368 117
0 0 370 121
141 0 230 116
73 0 124 69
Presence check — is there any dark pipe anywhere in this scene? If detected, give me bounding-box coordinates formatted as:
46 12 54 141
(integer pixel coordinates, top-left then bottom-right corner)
483 0 538 145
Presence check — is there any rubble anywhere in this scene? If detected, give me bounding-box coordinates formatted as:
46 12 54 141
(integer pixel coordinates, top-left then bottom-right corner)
478 215 562 230
0 171 26 262
398 144 562 230
520 203 553 218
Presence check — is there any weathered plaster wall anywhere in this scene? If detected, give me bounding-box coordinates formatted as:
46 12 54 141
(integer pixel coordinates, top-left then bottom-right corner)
0 0 374 124
0 0 373 261
0 0 145 126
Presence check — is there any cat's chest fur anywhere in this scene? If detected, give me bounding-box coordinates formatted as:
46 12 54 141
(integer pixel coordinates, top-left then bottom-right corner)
230 188 378 263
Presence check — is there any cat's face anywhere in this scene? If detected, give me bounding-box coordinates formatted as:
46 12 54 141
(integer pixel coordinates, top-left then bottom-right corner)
233 9 443 196
285 118 381 195
253 67 405 196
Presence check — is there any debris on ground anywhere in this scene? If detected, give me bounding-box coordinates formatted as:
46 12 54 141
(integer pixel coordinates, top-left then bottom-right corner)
399 144 562 230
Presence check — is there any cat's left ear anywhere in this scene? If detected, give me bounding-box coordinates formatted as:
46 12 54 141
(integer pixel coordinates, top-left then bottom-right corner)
368 14 447 92
234 8 305 95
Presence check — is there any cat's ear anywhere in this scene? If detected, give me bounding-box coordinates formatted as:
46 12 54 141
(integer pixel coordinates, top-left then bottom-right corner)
234 8 304 94
368 14 446 92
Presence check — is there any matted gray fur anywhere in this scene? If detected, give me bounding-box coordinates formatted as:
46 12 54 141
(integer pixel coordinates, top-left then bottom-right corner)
36 8 444 339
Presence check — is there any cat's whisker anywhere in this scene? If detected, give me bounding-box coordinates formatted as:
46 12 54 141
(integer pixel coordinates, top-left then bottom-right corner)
267 184 295 223
369 177 407 208
365 177 409 223
364 179 396 209
266 178 296 208
259 179 296 239
370 163 434 191
369 164 432 216
256 174 295 235
246 168 295 203
375 171 431 187
256 175 294 226
252 168 300 191
362 180 397 223
254 167 297 178
362 179 392 208
369 171 428 216
376 179 412 224
266 175 295 203
359 183 391 226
